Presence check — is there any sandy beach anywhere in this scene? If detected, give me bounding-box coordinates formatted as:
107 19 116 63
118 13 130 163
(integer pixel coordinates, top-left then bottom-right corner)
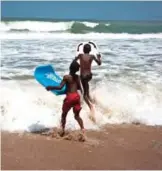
1 124 162 170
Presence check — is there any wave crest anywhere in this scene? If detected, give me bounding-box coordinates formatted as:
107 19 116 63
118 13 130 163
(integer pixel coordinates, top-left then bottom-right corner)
1 20 162 34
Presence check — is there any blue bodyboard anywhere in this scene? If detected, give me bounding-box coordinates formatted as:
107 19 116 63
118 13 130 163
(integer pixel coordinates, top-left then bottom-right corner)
34 65 66 95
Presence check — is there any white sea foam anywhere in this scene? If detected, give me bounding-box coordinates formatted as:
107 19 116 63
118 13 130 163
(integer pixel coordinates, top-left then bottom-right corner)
1 80 162 133
1 32 162 40
0 21 98 32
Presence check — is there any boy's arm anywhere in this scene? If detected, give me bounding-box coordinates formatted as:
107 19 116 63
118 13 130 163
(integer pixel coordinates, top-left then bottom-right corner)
92 54 102 65
46 76 67 91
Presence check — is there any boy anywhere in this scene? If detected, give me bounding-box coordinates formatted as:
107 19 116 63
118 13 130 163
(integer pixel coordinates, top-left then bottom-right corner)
46 60 84 136
74 43 102 113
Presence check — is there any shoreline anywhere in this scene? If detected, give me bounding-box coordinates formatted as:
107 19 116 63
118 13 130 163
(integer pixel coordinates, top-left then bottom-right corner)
2 124 162 170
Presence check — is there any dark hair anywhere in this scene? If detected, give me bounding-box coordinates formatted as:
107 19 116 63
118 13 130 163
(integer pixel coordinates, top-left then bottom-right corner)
69 60 80 77
83 43 91 53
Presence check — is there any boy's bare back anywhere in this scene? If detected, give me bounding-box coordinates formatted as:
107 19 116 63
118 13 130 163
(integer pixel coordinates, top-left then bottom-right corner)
64 74 81 93
78 54 94 76
76 53 101 77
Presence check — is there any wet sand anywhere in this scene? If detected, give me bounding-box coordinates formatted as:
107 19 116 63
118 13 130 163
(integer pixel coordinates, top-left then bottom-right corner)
1 124 162 170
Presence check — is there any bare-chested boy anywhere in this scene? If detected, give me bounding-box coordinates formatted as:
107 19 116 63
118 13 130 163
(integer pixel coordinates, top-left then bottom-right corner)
74 42 102 115
46 60 84 136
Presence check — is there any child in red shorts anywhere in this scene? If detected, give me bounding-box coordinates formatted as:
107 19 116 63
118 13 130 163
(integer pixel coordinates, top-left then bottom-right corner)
46 60 84 136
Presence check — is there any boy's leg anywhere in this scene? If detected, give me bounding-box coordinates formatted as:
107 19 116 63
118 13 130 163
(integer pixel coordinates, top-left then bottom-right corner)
81 75 93 102
87 81 94 103
73 95 84 132
81 79 93 109
60 112 68 136
81 77 96 122
60 98 71 136
86 74 93 103
73 109 84 132
81 79 96 122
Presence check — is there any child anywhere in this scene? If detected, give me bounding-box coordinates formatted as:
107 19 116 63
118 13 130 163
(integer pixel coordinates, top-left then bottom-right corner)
46 60 84 136
74 43 102 114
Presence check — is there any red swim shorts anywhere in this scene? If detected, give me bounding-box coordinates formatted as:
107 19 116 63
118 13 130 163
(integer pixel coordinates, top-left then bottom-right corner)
62 92 81 113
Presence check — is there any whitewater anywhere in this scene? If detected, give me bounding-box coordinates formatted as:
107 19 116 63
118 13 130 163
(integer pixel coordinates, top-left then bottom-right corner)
1 20 162 133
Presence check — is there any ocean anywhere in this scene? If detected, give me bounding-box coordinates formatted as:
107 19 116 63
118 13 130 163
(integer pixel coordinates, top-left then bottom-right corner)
1 19 162 132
